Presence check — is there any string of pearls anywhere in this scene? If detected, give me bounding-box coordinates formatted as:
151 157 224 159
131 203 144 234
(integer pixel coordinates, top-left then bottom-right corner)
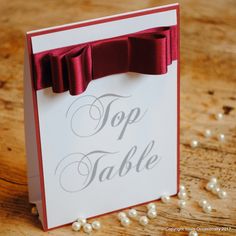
198 199 212 213
117 207 152 227
118 212 131 227
206 177 228 199
117 202 158 228
71 217 101 233
177 186 186 209
146 203 158 219
190 112 226 148
161 195 171 203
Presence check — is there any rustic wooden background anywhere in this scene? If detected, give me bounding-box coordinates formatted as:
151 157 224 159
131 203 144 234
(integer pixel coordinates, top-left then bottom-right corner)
0 0 235 235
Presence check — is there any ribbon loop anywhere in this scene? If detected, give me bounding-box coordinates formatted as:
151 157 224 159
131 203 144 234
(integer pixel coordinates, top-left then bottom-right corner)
129 35 167 74
154 27 171 65
50 50 69 93
66 46 92 95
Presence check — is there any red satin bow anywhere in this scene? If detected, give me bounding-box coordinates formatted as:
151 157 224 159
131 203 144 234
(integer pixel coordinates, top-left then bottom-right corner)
33 25 177 95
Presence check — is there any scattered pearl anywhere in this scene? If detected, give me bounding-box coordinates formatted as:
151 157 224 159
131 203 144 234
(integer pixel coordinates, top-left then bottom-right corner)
218 190 227 199
128 209 138 219
179 184 186 192
120 217 131 227
139 216 149 226
147 202 156 211
77 217 87 226
83 223 93 234
189 230 198 236
178 191 187 200
209 177 218 185
178 200 187 209
206 182 216 191
203 204 212 213
204 129 212 138
147 209 157 219
215 112 223 121
72 221 81 231
198 199 208 208
190 140 199 148
217 133 225 142
117 212 127 221
212 186 221 195
91 221 101 230
31 206 38 216
161 195 171 203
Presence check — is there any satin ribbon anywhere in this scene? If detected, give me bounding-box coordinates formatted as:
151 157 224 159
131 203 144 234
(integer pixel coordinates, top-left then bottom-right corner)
33 25 177 95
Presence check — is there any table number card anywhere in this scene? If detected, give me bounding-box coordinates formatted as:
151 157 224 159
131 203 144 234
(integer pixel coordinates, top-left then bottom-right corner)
24 3 180 230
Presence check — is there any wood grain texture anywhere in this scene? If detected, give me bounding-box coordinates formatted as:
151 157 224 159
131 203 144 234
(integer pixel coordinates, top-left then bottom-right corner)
0 0 236 235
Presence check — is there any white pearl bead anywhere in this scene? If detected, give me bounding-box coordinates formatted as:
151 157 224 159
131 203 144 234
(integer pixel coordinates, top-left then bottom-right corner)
215 112 223 120
120 217 131 227
91 221 101 230
178 191 187 200
198 199 208 208
77 217 87 226
206 182 216 191
139 216 149 226
203 204 212 213
212 186 221 195
190 140 198 148
147 209 157 219
128 209 138 219
161 195 171 203
117 212 127 221
218 190 227 199
83 223 93 234
204 129 212 138
147 202 156 210
218 133 225 142
209 177 218 185
189 230 198 236
31 206 38 216
72 221 81 231
178 200 187 209
179 184 186 192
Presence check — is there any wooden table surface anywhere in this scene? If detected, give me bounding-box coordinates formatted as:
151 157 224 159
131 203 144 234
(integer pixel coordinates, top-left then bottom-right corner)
0 0 235 235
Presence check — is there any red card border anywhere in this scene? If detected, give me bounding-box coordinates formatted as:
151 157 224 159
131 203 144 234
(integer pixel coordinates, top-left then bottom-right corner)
26 4 180 231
